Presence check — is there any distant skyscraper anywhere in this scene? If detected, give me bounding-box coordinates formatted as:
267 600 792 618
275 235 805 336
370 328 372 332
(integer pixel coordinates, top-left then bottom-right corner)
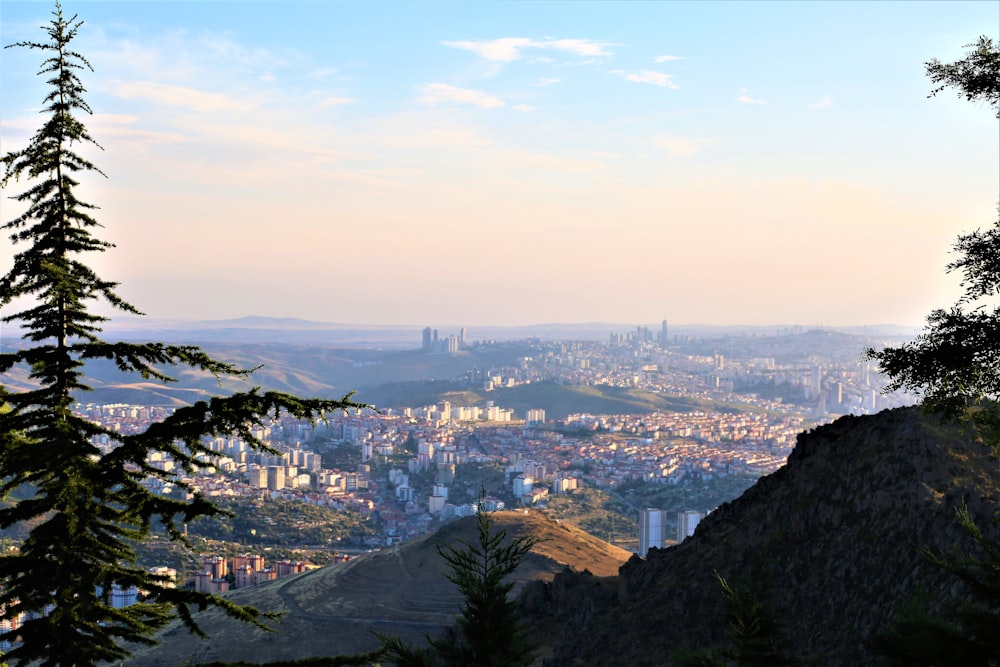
811 364 823 395
422 326 432 351
639 508 666 556
660 319 668 348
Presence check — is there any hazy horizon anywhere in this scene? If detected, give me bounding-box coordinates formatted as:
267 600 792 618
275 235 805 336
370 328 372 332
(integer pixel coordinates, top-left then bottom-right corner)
2 1 997 328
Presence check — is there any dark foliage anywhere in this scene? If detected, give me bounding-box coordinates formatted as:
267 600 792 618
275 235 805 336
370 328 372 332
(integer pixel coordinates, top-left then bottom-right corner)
872 505 1000 666
673 572 798 667
925 36 1000 118
429 506 541 667
867 35 1000 441
189 649 385 667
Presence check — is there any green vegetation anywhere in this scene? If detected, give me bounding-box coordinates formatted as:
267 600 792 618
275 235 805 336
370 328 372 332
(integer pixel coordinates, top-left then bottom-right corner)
925 36 999 118
674 572 798 667
451 461 509 505
0 7 360 665
356 379 758 421
872 504 1000 666
315 440 363 470
378 498 541 667
543 486 637 547
186 497 375 547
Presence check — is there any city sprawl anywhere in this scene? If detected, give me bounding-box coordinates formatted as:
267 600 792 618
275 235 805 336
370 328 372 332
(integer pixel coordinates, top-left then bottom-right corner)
49 325 916 592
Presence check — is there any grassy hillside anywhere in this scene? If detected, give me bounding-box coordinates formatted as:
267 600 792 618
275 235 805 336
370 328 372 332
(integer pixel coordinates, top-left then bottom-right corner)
357 379 759 420
128 511 631 666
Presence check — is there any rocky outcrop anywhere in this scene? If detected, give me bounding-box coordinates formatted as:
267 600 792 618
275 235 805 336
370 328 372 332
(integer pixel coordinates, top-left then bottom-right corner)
531 407 1000 666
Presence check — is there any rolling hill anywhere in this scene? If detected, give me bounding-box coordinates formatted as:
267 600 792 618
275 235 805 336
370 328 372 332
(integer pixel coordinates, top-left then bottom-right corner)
128 511 631 666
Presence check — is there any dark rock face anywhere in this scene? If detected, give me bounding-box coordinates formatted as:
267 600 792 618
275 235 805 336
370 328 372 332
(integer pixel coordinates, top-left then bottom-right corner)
530 407 1000 667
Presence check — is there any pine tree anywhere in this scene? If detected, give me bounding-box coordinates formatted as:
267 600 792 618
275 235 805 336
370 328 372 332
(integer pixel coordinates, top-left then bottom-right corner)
0 5 362 665
428 505 540 667
377 493 541 667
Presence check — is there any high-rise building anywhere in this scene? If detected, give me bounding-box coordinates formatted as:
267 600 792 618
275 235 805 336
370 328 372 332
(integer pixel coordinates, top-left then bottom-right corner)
525 408 546 426
267 465 285 491
422 326 432 351
639 508 666 556
660 319 668 348
677 510 703 541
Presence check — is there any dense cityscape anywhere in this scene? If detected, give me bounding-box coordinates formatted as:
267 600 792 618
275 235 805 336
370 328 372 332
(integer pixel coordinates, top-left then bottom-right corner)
54 324 913 598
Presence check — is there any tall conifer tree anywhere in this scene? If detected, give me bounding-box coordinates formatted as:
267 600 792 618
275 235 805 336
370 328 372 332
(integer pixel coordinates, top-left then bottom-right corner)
0 5 361 665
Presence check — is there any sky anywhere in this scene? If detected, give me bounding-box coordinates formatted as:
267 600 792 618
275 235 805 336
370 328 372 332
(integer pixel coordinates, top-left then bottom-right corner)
1 1 998 328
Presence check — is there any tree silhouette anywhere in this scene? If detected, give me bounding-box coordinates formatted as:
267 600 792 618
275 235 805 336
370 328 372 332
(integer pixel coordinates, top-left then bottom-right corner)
925 36 1000 118
0 5 362 665
867 36 1000 441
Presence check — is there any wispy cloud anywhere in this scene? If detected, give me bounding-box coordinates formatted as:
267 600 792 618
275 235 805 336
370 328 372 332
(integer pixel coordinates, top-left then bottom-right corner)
108 81 253 113
650 134 717 158
654 55 684 63
612 70 679 89
88 114 187 145
318 96 356 108
417 83 505 109
806 95 833 110
532 77 561 87
442 37 613 62
514 104 536 112
736 88 767 105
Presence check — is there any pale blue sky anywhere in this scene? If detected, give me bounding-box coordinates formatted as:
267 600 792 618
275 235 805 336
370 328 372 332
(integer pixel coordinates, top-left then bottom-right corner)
1 1 997 327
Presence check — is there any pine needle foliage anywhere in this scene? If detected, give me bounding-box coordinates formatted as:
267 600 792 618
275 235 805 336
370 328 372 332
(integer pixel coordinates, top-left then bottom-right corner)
428 502 541 667
377 494 541 667
0 5 363 665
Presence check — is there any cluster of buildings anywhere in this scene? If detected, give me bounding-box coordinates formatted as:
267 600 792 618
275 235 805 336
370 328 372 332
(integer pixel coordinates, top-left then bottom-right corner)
445 327 913 419
638 508 704 556
52 329 917 577
71 393 813 551
421 326 468 353
193 554 328 594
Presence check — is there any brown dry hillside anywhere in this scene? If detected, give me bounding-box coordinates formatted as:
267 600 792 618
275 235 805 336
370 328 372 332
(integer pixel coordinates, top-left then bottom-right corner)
128 510 630 666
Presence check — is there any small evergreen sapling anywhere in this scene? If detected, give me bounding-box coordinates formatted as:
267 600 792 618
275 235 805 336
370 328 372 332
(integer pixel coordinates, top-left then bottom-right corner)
377 493 541 667
428 504 540 667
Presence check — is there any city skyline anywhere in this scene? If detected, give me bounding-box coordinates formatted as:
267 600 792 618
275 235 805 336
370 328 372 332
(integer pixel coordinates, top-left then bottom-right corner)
1 1 997 328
